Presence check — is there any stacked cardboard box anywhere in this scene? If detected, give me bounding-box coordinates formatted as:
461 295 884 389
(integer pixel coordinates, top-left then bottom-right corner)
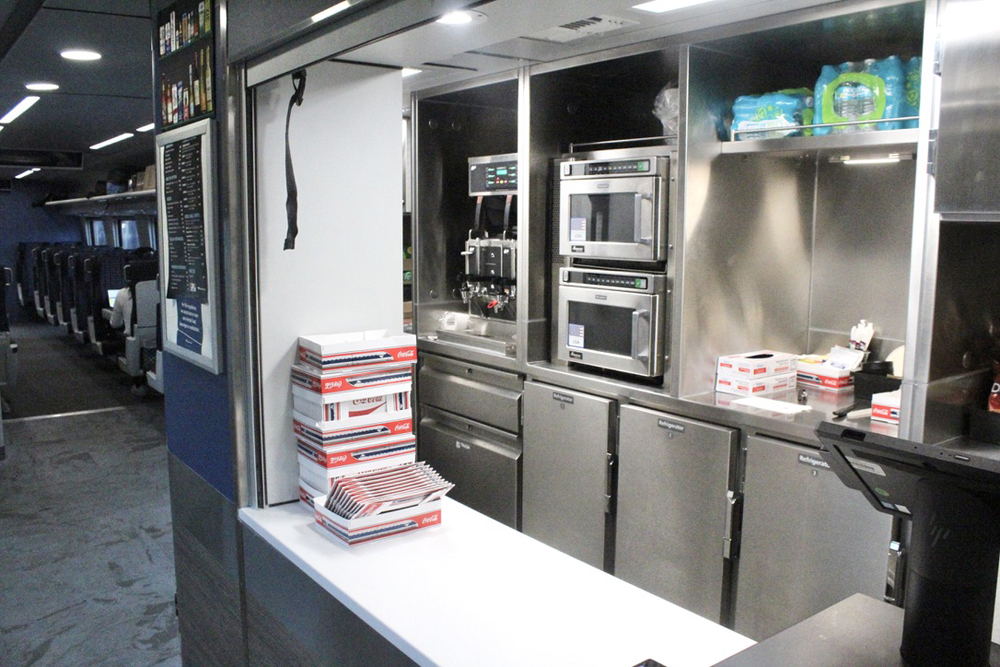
291 330 451 545
292 331 417 506
716 350 798 397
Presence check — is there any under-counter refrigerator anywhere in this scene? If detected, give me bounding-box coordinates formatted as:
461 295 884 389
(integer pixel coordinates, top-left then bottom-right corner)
615 406 739 624
734 434 893 641
523 380 615 571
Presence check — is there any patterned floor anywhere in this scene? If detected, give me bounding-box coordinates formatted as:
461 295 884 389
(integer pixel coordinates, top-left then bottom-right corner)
0 403 180 666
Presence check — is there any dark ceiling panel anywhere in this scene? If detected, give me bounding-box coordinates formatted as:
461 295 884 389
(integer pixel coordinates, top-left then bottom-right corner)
43 0 150 18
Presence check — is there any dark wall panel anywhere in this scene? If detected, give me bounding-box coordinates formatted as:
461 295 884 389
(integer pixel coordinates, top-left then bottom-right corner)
0 182 83 323
164 352 236 500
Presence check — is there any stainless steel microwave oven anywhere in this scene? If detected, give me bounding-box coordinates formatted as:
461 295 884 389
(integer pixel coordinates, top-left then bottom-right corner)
557 267 667 377
558 149 672 262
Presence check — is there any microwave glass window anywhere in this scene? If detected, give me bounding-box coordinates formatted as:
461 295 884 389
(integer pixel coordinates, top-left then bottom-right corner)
569 194 637 243
567 302 633 356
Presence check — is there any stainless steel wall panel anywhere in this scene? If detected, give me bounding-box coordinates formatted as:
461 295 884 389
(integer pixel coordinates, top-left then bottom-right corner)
522 380 614 570
678 151 814 396
417 353 522 433
168 454 246 664
934 0 1000 217
808 159 915 354
418 408 521 529
615 406 737 623
734 435 892 641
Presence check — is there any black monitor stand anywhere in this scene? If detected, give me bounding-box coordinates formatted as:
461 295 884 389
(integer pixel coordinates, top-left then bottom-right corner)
817 422 1000 667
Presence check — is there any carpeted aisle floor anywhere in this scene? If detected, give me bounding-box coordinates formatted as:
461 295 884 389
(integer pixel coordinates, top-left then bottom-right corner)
0 404 179 666
0 317 179 666
3 322 156 419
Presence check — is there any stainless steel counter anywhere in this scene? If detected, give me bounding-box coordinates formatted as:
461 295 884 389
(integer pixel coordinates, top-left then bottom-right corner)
525 360 892 448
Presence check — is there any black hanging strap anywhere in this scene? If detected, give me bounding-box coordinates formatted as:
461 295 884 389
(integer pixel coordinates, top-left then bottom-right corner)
283 70 307 251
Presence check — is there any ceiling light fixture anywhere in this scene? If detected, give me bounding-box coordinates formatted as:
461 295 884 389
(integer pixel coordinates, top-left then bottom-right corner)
311 1 351 23
15 168 40 179
632 0 715 13
401 68 422 78
90 132 134 150
25 82 59 92
135 123 155 133
60 49 102 61
436 10 486 25
0 96 40 124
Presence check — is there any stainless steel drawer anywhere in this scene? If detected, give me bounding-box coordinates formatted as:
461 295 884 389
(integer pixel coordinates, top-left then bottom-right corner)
417 354 522 433
418 405 521 529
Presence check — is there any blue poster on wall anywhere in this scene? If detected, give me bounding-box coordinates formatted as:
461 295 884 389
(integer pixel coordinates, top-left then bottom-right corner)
175 297 204 353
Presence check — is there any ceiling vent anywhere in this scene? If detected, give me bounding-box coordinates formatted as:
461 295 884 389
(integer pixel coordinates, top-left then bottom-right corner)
527 15 639 44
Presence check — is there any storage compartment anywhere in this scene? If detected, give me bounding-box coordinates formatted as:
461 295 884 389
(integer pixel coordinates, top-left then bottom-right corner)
734 435 892 641
417 353 521 433
678 5 924 397
415 79 519 360
522 380 615 571
418 406 521 529
615 406 738 624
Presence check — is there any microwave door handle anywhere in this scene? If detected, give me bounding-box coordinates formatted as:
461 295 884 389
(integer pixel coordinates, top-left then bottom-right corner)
631 309 650 362
634 194 651 245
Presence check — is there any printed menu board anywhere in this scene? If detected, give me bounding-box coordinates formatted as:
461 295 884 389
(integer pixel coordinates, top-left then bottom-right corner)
156 118 222 374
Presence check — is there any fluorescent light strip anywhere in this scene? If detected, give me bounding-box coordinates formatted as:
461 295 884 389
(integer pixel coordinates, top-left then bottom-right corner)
60 49 101 61
15 168 40 179
842 157 903 165
0 96 40 124
311 1 351 23
135 123 155 133
633 0 715 12
401 68 422 78
90 132 134 150
25 82 59 91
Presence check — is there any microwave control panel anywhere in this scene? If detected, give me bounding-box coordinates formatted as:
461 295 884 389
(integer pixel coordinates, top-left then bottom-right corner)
561 268 663 294
561 155 668 180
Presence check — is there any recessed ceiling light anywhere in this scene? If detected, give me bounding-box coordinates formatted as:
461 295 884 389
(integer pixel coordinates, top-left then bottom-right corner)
135 123 155 133
0 96 40 124
632 0 715 13
90 132 134 150
311 1 351 23
436 10 486 25
15 168 40 179
25 82 59 92
401 68 422 78
60 49 102 61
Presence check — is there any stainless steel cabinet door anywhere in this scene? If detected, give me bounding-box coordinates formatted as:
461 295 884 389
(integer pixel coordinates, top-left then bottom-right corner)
735 435 892 641
522 381 613 570
615 406 737 623
935 0 1000 216
418 409 521 529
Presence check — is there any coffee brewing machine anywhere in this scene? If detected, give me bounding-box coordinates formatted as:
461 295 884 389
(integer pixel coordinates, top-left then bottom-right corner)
459 153 518 322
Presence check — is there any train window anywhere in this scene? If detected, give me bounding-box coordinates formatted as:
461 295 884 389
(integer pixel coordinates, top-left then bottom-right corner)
120 220 140 249
91 219 108 246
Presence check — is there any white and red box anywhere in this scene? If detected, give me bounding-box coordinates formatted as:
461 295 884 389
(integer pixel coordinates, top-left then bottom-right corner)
298 479 324 508
297 330 416 372
293 409 413 449
871 389 902 425
291 362 413 422
717 350 798 380
297 437 417 491
716 372 797 397
314 496 443 547
796 359 854 392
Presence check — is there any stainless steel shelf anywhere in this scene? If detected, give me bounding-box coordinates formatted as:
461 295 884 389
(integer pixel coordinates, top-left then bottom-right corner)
720 128 919 155
46 189 156 207
45 189 157 217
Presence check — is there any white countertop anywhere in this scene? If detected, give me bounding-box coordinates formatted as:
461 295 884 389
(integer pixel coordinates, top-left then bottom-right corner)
240 499 754 667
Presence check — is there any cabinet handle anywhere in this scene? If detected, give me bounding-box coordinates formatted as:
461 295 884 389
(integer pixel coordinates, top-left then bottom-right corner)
723 490 742 560
605 452 617 514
